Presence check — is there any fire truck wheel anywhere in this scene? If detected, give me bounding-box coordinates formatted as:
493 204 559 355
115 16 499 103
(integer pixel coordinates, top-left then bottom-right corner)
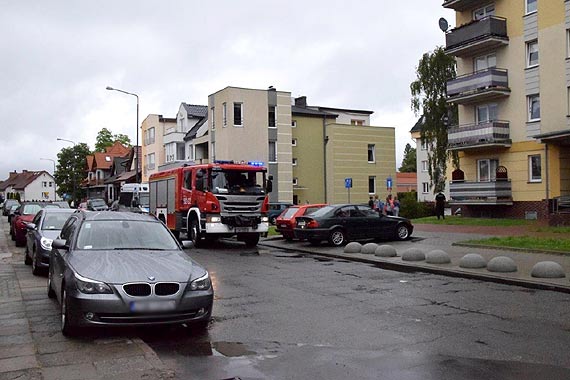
172 230 181 241
189 218 203 248
243 233 260 247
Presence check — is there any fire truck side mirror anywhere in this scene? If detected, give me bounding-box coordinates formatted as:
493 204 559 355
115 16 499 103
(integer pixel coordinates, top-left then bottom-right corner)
266 178 273 193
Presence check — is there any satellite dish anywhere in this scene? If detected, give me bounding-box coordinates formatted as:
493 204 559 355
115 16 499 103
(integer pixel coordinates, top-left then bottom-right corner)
439 17 449 32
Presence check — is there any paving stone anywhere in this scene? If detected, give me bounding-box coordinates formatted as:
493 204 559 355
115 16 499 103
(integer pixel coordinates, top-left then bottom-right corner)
0 355 38 373
41 363 98 380
0 334 33 346
94 355 154 376
0 344 35 360
0 368 42 380
0 322 29 337
39 342 143 367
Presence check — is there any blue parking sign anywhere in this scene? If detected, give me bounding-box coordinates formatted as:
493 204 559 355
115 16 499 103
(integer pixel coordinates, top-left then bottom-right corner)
345 178 352 188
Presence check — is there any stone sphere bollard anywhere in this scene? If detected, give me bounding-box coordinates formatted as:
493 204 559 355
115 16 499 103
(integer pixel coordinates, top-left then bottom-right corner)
402 248 425 262
487 256 517 273
375 245 397 258
426 249 451 264
531 261 566 278
344 242 362 254
361 243 378 255
459 253 487 269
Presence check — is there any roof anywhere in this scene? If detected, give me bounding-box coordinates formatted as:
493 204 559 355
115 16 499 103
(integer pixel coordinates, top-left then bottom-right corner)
93 152 116 170
184 115 208 141
410 116 425 133
291 105 338 118
105 141 130 156
88 142 131 172
0 171 51 191
182 103 208 118
316 106 374 115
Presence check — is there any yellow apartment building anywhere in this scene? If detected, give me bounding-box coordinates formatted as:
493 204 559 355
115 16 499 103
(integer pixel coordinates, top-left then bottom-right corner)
140 114 176 183
443 0 570 222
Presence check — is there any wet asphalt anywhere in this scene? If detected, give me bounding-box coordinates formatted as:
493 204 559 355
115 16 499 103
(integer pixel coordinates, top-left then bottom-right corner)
138 238 570 380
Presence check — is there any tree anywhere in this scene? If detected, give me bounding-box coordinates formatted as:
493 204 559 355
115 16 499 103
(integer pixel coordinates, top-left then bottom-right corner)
95 128 131 152
410 46 457 194
55 143 91 205
399 143 417 173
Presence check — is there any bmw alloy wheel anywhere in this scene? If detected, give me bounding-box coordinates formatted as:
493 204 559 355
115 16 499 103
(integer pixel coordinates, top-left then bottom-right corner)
329 229 346 246
396 224 410 240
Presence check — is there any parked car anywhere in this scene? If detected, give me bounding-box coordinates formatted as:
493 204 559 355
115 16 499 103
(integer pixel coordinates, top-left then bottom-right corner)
77 202 88 211
25 208 76 275
275 204 327 240
11 203 46 246
294 204 414 247
2 199 20 216
48 211 214 336
267 202 293 224
52 201 71 209
86 198 108 211
7 204 20 226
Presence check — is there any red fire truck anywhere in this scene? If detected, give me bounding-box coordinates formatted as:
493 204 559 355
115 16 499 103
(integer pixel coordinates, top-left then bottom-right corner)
148 161 272 247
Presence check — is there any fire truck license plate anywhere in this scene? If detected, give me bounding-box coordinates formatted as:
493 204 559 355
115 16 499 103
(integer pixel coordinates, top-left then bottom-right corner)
235 227 249 233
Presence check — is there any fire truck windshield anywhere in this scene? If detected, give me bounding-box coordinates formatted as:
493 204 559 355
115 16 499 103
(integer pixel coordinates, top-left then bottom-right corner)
211 170 265 195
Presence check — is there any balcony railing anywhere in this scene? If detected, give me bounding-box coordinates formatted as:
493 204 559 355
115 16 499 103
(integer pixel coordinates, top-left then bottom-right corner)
450 179 512 205
447 68 510 104
443 0 486 11
448 120 511 150
445 16 508 57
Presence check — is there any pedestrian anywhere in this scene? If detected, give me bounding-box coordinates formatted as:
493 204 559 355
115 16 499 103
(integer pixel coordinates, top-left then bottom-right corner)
368 196 374 209
373 194 381 212
435 192 446 220
383 194 394 216
393 195 400 217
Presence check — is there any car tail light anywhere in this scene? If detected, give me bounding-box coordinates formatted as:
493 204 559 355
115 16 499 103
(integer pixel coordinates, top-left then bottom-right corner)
306 220 319 228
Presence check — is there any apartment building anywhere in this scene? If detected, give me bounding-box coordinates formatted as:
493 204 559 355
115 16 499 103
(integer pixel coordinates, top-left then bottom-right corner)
292 97 396 205
207 86 293 203
443 0 570 221
141 114 176 183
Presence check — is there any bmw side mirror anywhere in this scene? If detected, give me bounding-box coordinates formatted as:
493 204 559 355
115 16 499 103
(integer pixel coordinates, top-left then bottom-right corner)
52 239 69 250
25 223 36 230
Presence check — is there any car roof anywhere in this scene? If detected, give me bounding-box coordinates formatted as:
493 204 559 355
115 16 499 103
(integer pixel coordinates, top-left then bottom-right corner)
40 208 75 214
78 210 157 222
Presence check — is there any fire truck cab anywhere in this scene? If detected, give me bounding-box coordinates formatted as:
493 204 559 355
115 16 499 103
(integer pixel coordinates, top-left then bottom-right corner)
149 161 272 247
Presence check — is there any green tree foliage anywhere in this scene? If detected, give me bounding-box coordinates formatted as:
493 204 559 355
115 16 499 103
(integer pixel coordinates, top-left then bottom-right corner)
55 143 91 205
410 46 458 194
399 143 417 173
95 128 131 152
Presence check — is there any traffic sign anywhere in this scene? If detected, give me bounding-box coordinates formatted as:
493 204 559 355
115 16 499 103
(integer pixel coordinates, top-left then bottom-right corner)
386 176 393 191
345 178 352 189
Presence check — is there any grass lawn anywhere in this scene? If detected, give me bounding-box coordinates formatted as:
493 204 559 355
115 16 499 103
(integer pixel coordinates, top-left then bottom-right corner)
412 215 533 227
463 236 570 254
267 226 280 236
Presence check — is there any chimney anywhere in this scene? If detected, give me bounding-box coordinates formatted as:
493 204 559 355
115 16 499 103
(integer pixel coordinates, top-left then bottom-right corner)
22 170 28 173
295 96 307 108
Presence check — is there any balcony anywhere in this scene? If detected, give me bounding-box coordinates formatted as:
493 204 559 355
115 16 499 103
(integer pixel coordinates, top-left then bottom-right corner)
445 16 508 57
450 180 512 205
443 0 486 11
447 68 510 104
163 129 185 145
448 120 511 151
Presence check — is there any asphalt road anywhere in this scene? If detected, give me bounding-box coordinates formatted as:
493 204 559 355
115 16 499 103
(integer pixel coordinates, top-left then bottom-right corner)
139 239 570 380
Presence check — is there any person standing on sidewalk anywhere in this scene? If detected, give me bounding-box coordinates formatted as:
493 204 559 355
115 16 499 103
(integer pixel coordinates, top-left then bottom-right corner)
435 192 446 220
393 196 400 217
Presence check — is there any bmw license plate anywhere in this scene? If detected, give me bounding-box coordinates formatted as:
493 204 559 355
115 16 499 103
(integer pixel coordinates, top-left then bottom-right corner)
130 300 176 313
297 220 306 228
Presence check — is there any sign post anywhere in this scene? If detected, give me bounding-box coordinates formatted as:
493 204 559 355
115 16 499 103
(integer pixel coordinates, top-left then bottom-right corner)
345 178 352 203
386 176 393 193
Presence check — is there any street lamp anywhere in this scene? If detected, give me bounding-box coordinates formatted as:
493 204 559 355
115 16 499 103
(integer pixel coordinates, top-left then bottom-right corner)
57 138 77 206
40 158 56 201
106 86 140 183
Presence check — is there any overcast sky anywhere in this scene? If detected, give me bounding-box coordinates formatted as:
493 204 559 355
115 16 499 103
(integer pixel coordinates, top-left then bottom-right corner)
0 1 454 179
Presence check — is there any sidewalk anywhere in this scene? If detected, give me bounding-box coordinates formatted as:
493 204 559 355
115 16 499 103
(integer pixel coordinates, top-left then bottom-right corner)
260 224 570 293
0 219 174 380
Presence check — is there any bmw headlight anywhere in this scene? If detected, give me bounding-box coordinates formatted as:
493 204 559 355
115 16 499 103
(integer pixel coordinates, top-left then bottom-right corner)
40 237 53 251
75 273 113 294
190 272 211 291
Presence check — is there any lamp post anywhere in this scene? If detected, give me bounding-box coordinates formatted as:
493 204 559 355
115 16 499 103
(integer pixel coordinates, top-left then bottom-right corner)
106 86 140 183
57 138 77 206
40 158 56 201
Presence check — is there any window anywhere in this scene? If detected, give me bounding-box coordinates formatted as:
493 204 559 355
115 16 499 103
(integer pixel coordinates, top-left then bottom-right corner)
293 177 298 186
49 182 53 187
526 40 539 67
147 153 155 170
529 155 541 182
268 141 277 163
292 120 297 128
528 94 540 121
144 127 155 145
476 103 498 123
222 103 227 126
368 176 376 194
268 106 276 128
474 53 496 72
211 107 215 129
292 138 297 146
567 29 570 58
233 103 243 127
292 158 298 166
477 159 498 182
367 144 375 163
421 139 428 151
351 119 364 126
422 182 429 194
473 4 495 20
165 143 176 162
42 181 47 187
421 160 428 172
526 0 537 14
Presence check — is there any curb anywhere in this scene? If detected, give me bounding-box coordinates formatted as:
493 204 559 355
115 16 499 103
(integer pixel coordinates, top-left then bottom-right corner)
259 240 570 294
452 242 570 256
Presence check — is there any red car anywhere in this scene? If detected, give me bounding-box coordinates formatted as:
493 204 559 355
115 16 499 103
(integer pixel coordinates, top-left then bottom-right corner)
11 203 58 246
275 204 327 240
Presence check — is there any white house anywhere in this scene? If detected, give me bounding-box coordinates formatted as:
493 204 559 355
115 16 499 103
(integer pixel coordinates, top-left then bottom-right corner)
0 170 57 201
